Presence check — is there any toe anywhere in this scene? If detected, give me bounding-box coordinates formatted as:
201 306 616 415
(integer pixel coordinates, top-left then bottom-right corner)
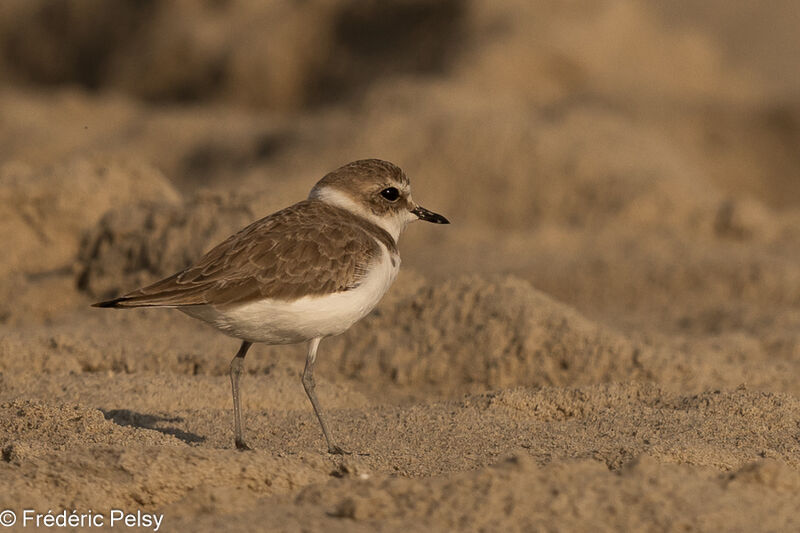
235 439 253 451
328 444 351 455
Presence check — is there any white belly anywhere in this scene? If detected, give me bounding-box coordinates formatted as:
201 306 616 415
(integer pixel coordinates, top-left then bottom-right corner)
181 245 399 344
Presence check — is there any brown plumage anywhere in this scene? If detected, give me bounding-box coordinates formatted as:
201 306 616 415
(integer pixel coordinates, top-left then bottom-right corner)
93 199 398 308
92 158 449 454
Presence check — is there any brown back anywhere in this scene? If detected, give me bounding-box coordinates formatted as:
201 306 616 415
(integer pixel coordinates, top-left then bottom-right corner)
98 200 397 307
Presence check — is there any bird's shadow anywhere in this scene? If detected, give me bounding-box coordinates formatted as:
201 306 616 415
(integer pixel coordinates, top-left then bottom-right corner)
101 409 206 445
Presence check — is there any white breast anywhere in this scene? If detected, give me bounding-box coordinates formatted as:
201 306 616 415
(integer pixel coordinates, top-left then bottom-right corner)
181 242 400 344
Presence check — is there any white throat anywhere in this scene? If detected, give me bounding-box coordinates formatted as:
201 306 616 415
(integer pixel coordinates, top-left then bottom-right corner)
309 186 415 243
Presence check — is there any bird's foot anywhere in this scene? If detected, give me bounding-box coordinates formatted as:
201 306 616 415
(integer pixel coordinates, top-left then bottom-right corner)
235 438 253 451
327 444 352 455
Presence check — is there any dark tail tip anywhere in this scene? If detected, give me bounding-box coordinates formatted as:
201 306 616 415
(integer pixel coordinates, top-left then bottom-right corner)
92 298 126 308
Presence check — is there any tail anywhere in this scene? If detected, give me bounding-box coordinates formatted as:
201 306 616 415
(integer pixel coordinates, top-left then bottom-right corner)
91 296 181 308
92 288 205 309
92 297 137 308
91 272 208 309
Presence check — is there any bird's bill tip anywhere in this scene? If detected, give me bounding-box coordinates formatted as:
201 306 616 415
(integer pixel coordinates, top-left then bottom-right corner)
411 205 450 224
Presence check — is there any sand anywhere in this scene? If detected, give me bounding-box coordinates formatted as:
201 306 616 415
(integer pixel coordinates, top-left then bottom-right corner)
2 0 800 531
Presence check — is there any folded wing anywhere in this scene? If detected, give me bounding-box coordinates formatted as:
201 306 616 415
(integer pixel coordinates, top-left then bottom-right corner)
93 201 384 308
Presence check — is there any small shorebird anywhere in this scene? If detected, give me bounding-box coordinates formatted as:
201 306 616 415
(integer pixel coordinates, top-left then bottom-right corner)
94 159 449 453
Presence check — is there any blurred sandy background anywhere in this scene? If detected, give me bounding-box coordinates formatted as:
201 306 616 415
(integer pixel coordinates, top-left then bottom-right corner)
2 0 800 531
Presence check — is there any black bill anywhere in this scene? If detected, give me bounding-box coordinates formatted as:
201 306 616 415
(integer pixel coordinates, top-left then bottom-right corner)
411 205 450 224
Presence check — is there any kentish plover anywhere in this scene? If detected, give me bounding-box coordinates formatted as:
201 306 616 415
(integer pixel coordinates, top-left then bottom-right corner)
94 159 449 453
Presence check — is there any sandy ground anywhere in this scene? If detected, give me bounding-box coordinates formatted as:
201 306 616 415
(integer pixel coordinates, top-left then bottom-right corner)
2 0 800 531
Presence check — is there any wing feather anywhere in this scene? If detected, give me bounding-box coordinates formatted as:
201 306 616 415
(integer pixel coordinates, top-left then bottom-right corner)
94 200 393 308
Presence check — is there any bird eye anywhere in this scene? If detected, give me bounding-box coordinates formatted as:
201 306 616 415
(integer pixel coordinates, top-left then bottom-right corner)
380 187 400 202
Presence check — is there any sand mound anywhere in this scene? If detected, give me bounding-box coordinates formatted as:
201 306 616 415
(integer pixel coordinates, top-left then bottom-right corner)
0 156 180 323
325 276 647 394
0 156 178 279
77 192 254 300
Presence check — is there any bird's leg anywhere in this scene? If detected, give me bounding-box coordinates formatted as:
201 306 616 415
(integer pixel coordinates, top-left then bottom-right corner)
302 337 348 454
229 340 253 450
